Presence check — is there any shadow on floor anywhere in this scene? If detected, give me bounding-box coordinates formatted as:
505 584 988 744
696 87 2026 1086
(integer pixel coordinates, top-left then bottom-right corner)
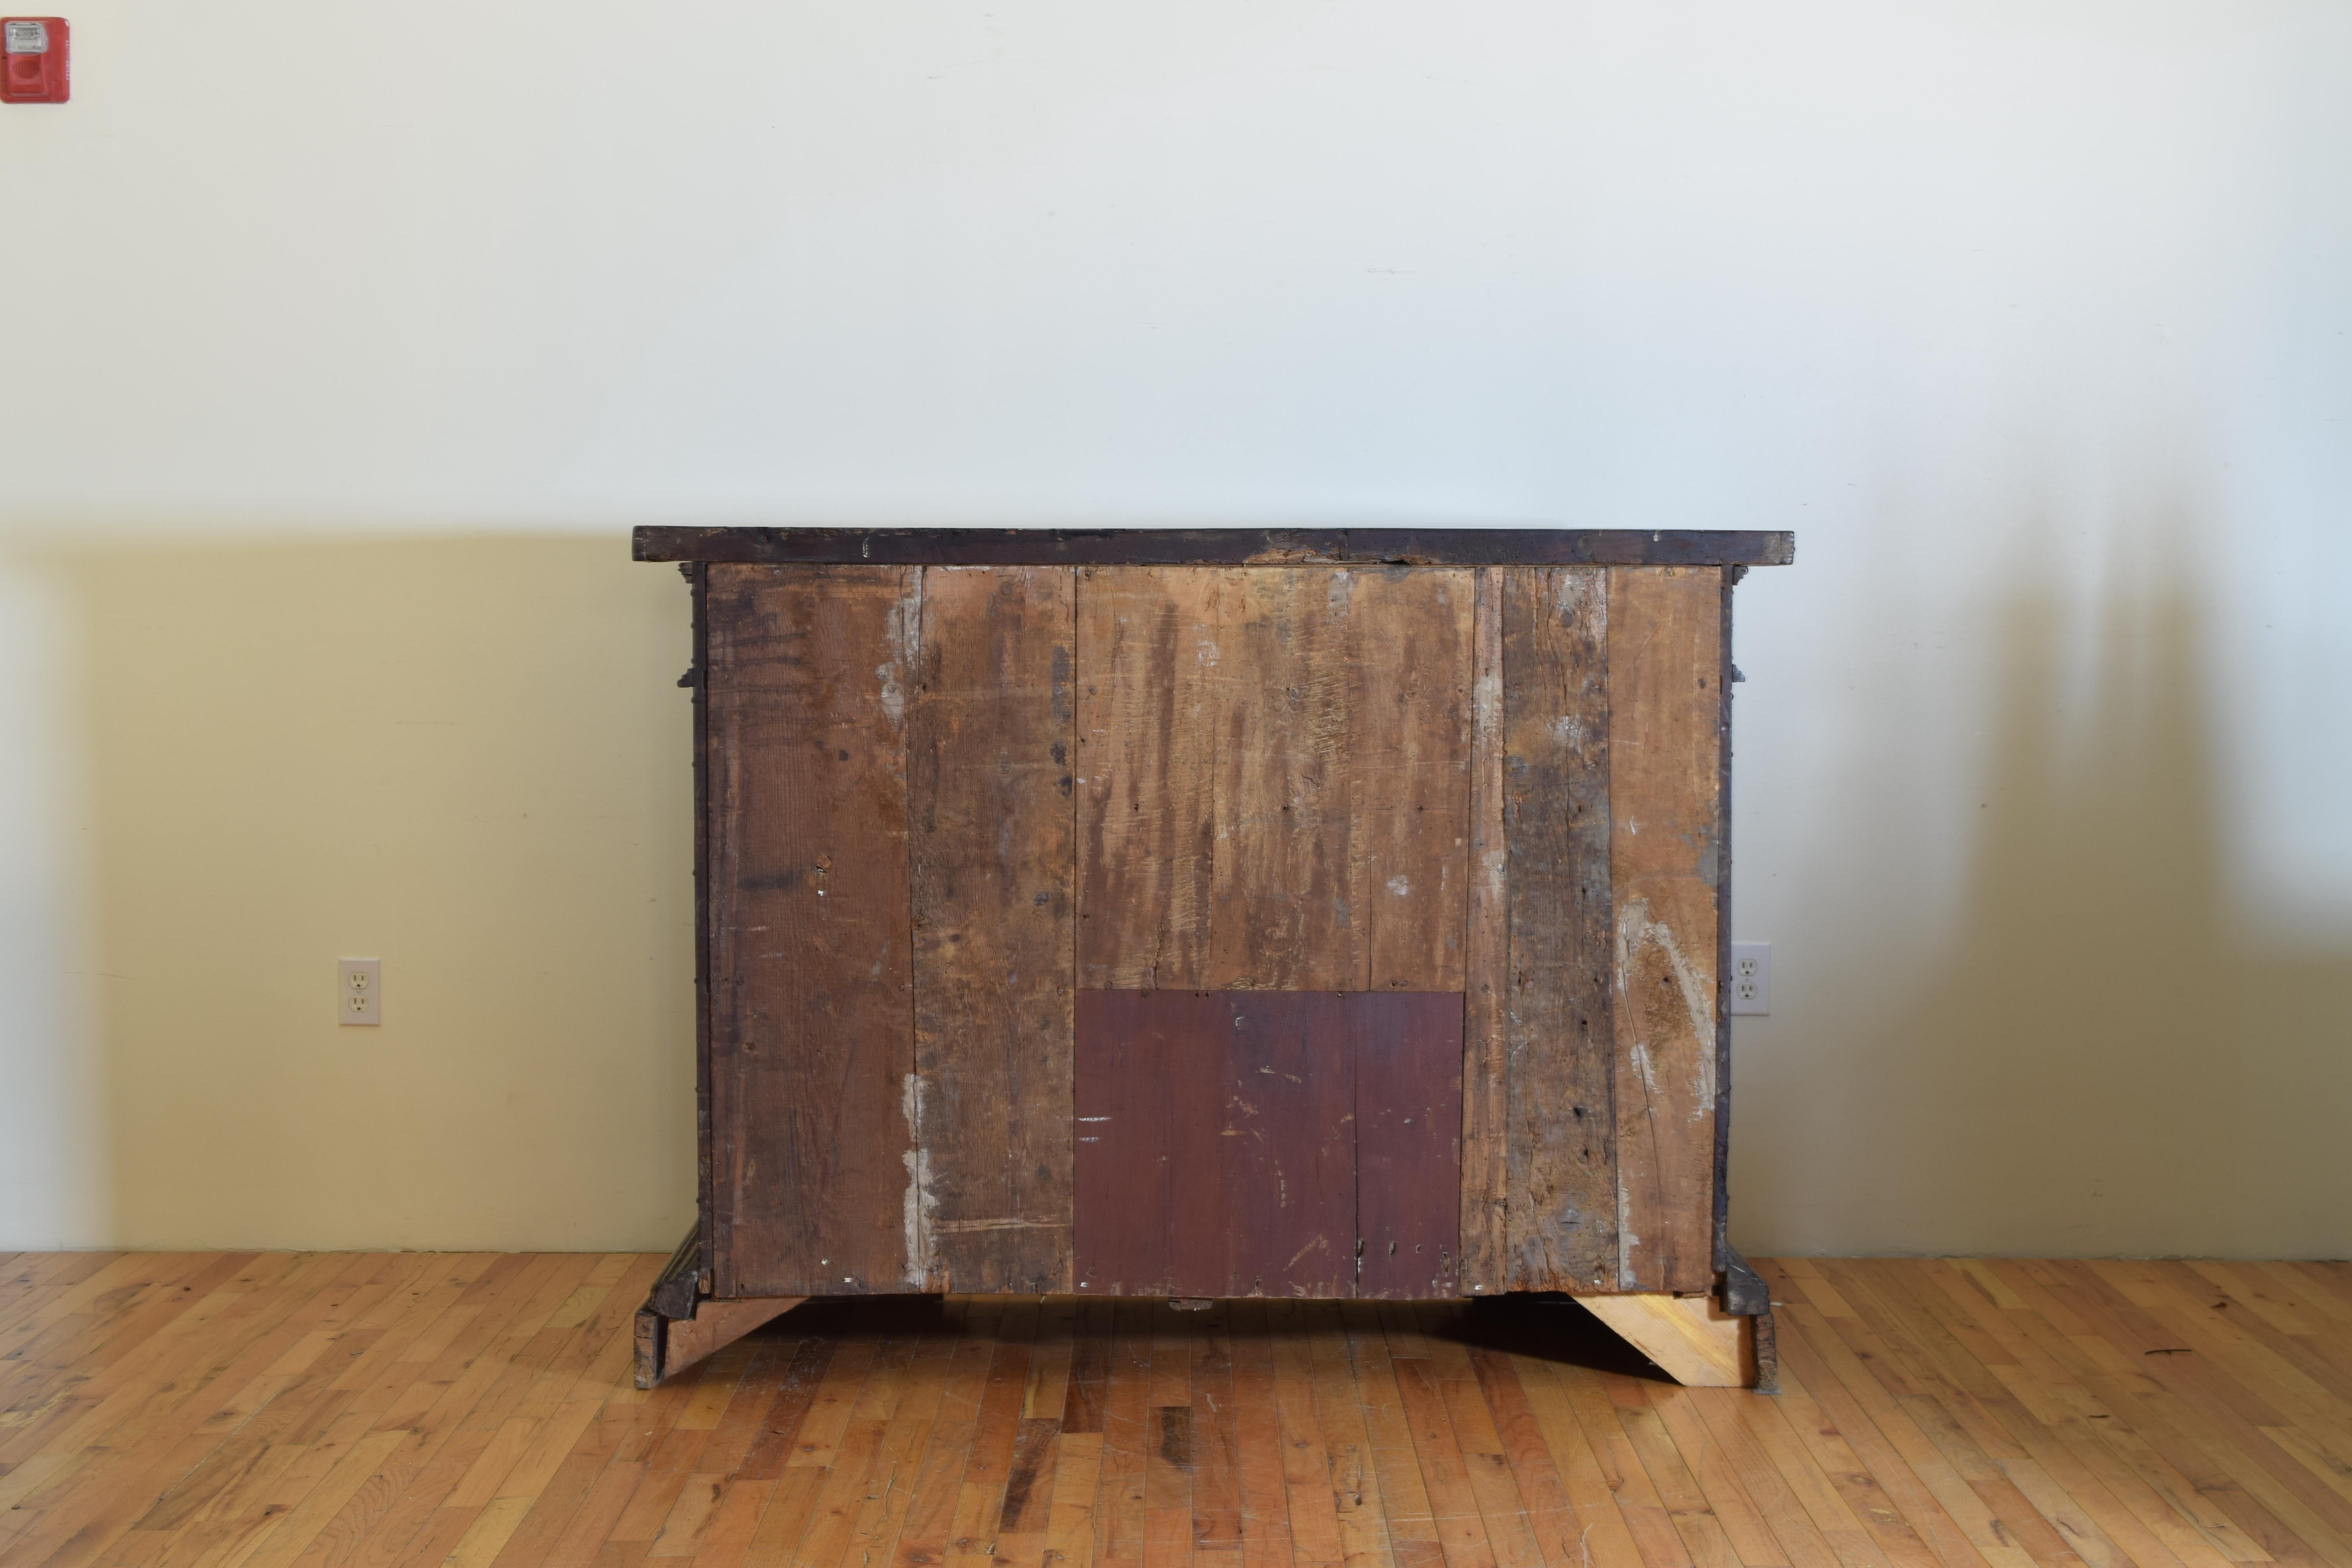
748 1291 1674 1382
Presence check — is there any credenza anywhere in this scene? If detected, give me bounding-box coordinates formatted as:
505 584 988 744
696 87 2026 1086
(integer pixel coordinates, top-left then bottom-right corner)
629 527 1793 1389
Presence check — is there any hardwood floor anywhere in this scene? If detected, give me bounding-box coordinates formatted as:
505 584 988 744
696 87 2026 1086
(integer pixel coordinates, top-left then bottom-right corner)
4 1254 2351 1567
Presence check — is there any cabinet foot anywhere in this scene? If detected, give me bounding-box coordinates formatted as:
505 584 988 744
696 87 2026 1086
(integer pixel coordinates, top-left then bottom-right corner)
1577 1292 1775 1388
633 1221 808 1387
636 1296 806 1387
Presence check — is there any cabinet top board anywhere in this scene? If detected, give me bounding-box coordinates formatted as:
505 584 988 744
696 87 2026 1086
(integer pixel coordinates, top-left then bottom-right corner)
633 526 1794 568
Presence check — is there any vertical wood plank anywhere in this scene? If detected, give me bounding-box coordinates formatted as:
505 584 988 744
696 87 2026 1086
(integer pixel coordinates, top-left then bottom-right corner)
1209 568 1366 991
1350 568 1476 993
1355 994 1465 1300
1460 566 1509 1296
704 564 918 1298
1207 569 1474 992
1606 565 1724 1294
909 565 1079 1295
1499 566 1617 1292
1074 567 1223 991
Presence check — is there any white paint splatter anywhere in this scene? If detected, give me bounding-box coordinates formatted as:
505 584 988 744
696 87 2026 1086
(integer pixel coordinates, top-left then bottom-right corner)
877 573 924 727
1616 1185 1640 1290
1613 895 1719 1113
902 1072 937 1287
1386 875 1412 897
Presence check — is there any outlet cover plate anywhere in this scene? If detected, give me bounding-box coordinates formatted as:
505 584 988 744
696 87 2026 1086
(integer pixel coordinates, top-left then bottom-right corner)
1730 942 1770 1016
339 958 381 1026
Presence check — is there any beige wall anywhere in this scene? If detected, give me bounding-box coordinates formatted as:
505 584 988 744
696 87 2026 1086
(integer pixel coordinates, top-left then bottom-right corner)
3 0 2349 1256
4 538 697 1250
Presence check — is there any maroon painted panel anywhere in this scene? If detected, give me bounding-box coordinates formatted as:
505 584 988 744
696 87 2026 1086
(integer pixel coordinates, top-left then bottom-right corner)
1354 993 1465 1297
1072 991 1229 1297
1222 994 1356 1297
1074 990 1463 1299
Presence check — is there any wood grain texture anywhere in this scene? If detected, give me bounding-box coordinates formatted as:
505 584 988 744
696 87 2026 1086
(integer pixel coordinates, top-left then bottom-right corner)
704 564 919 1299
12 1255 2345 1568
1351 569 1478 993
1209 568 1474 991
1209 569 1368 991
1575 1295 1749 1388
1606 566 1724 1294
1076 567 1474 993
1499 565 1618 1292
908 565 1078 1295
1459 567 1508 1296
1354 993 1466 1300
1074 567 1221 990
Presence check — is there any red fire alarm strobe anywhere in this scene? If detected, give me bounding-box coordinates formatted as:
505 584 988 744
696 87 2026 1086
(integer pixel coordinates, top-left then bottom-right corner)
2 17 68 103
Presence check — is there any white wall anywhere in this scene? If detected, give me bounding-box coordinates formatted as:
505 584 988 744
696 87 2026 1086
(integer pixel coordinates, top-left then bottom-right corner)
3 0 2347 1255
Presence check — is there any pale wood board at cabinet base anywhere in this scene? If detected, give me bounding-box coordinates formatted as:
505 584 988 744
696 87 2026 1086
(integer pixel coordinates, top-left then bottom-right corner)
1575 1291 1753 1387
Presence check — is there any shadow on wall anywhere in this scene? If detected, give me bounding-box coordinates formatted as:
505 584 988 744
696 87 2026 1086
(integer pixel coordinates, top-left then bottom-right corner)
12 528 2345 1256
1748 563 2352 1259
30 533 700 1252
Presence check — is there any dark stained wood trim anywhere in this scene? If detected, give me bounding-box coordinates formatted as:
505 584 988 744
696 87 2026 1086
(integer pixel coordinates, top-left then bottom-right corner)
636 526 1795 569
690 561 714 1290
648 1221 703 1320
1721 1247 1770 1316
1713 570 1735 1276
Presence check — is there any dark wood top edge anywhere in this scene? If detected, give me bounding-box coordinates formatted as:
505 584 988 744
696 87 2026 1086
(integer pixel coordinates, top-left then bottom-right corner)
633 526 1795 568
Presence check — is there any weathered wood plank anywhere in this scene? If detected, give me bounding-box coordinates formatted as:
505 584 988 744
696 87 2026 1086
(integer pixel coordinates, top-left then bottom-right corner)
1354 568 1476 993
1076 567 1473 993
636 526 1799 568
1459 567 1509 1295
909 565 1078 1295
1210 569 1367 990
1500 565 1618 1292
1207 569 1473 991
704 564 918 1298
1355 994 1465 1300
1074 567 1221 990
1606 565 1724 1295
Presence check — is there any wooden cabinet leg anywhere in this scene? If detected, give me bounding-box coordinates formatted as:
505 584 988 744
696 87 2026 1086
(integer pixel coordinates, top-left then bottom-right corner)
635 1296 808 1388
1577 1292 1772 1388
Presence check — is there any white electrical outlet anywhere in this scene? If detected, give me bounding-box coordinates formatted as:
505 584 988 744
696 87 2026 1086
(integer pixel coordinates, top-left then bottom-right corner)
1730 943 1770 1015
339 958 381 1026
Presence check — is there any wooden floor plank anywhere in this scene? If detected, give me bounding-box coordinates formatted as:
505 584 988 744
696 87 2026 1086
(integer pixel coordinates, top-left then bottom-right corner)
5 1258 2352 1568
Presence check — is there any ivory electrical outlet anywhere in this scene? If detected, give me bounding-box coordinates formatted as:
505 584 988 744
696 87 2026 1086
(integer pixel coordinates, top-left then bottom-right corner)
339 958 381 1025
1730 943 1770 1015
